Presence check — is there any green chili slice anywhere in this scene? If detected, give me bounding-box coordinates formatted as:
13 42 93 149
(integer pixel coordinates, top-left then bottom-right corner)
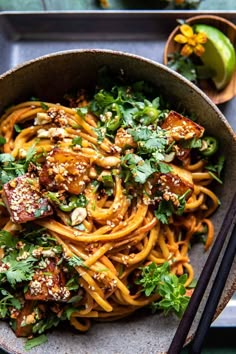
201 136 218 156
106 103 122 131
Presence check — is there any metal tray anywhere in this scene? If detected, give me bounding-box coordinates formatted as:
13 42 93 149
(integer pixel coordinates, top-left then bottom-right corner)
0 11 235 332
0 10 235 132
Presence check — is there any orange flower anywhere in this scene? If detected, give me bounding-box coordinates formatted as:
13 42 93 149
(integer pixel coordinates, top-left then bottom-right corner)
174 24 207 57
174 0 185 4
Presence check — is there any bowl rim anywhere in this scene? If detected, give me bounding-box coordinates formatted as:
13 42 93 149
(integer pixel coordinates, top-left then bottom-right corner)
0 48 234 139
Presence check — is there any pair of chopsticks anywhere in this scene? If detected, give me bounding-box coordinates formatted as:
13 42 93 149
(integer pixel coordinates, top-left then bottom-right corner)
168 192 236 354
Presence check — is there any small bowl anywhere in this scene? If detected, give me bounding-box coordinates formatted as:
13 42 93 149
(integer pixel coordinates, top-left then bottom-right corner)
163 15 236 104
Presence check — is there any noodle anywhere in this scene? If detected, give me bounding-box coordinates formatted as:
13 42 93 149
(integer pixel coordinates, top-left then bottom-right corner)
0 81 222 339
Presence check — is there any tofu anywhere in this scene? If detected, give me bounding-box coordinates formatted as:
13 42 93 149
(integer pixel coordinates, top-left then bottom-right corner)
153 164 194 201
25 257 70 302
2 174 53 223
14 301 37 337
169 164 193 185
161 110 205 142
158 173 193 199
39 148 90 195
115 128 136 149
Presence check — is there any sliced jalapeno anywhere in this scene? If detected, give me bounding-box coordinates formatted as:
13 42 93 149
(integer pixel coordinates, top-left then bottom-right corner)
142 106 159 125
59 200 76 212
201 136 219 156
59 195 87 212
105 103 122 131
59 195 80 212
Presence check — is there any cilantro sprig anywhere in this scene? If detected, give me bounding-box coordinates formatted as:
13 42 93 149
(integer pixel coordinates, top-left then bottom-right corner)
121 153 172 185
68 255 88 268
128 126 168 159
0 289 21 318
0 145 38 187
205 155 225 184
154 189 191 224
136 262 190 317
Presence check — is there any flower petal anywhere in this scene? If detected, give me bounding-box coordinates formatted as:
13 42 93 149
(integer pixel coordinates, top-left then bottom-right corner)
180 24 194 38
194 44 205 57
174 34 188 44
196 32 208 44
180 44 193 57
187 35 197 47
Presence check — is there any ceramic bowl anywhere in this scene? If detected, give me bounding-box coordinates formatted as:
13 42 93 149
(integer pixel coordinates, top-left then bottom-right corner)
0 49 235 354
163 15 236 105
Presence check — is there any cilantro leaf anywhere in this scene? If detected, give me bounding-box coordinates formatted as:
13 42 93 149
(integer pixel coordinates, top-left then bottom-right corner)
64 307 78 320
32 313 61 335
0 230 18 249
167 52 197 82
155 189 191 224
24 334 48 351
133 159 156 184
93 127 106 144
34 205 49 218
158 162 172 174
68 255 87 268
0 289 21 318
40 102 49 110
153 273 189 317
76 107 88 118
128 126 168 160
205 155 225 184
66 275 80 291
25 145 37 163
0 153 15 163
0 145 39 187
0 136 6 145
155 200 174 224
3 258 36 286
121 153 155 184
67 294 83 304
136 262 170 296
71 136 82 146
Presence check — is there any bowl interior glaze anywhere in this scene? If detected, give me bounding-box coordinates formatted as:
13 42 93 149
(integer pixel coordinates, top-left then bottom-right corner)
0 50 235 354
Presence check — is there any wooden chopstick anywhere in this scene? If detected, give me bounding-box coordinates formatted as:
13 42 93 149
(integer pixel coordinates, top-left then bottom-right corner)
190 221 236 353
167 192 236 354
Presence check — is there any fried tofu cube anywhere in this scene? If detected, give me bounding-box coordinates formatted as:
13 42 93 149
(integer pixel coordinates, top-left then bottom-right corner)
153 164 194 203
161 111 205 142
39 148 90 195
169 164 193 186
115 128 136 149
25 258 70 302
14 301 38 337
2 174 53 223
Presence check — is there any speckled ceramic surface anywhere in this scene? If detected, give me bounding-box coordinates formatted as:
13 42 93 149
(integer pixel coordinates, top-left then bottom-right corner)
0 50 235 354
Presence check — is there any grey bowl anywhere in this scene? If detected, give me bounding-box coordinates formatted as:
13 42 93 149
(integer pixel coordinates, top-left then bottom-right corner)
0 49 235 354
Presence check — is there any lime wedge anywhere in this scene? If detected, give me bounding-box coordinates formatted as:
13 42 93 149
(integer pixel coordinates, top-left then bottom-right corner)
194 24 236 90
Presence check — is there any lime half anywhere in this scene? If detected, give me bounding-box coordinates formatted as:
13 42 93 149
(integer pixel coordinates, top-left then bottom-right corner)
194 24 236 90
